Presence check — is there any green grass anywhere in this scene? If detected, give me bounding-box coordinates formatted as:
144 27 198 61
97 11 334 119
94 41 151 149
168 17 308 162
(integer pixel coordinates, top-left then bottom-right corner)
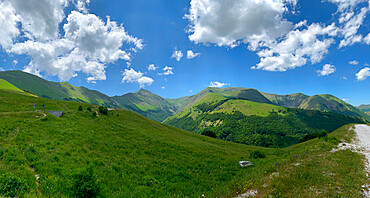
0 90 367 197
212 99 286 117
0 79 24 92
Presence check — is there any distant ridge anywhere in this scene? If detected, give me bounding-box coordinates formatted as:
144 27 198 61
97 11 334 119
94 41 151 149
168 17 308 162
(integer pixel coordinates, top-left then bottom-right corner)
0 70 369 122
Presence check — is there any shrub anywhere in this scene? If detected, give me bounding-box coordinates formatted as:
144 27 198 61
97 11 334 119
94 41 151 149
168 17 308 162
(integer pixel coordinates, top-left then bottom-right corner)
317 130 327 138
71 166 99 198
98 106 108 116
92 112 97 118
201 130 216 138
250 150 266 159
87 107 92 112
78 106 83 111
0 173 28 197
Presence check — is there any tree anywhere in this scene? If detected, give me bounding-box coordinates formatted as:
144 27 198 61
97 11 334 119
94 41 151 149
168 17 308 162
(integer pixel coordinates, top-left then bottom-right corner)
78 106 83 111
201 130 216 138
98 106 108 115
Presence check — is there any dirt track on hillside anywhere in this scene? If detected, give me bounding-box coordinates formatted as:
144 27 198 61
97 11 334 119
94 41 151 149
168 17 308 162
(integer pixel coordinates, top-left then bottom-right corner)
354 124 370 197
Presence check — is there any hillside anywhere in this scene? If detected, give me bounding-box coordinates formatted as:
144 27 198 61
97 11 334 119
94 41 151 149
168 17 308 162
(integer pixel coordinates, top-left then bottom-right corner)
359 104 370 115
0 71 174 122
112 89 176 122
0 70 116 107
0 89 367 197
164 89 365 147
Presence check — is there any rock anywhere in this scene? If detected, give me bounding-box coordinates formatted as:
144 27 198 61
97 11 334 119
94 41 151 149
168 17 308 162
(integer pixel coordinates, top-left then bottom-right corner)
239 161 253 167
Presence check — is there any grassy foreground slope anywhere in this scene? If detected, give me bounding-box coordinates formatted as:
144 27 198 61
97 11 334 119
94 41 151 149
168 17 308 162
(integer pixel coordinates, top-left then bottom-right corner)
0 90 367 197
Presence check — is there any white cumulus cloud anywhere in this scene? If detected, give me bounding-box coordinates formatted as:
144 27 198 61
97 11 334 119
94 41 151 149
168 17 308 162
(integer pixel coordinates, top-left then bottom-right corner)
342 98 349 101
186 0 370 72
186 0 294 47
122 68 154 88
253 23 338 71
171 50 183 61
147 64 158 71
317 64 336 76
349 60 359 65
356 67 370 81
186 50 200 59
158 66 173 76
0 0 143 83
209 81 229 88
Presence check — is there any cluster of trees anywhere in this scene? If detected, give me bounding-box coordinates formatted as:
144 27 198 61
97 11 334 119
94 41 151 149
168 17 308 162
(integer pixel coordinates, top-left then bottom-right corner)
165 108 364 148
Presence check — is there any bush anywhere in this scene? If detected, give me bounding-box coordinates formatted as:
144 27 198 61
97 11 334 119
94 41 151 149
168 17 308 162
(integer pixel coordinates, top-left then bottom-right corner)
317 130 328 138
92 112 97 118
201 130 216 138
78 106 83 111
299 130 328 143
0 173 28 197
98 106 108 116
71 166 99 198
87 107 92 112
250 150 266 159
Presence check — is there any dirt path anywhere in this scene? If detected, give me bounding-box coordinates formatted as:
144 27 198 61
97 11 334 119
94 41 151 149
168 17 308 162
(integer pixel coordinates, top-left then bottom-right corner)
354 124 370 197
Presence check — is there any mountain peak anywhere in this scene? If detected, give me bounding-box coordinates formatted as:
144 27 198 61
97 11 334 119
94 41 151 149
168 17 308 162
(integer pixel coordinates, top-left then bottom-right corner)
136 88 153 95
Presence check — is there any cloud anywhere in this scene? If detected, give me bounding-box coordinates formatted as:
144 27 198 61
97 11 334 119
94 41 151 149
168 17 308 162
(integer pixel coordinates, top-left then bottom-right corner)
356 67 370 81
161 86 165 89
122 68 154 88
186 50 200 59
73 0 90 13
0 67 3 71
158 66 173 75
12 60 17 65
0 1 143 83
147 64 158 71
342 76 347 80
186 0 294 47
253 23 338 71
171 50 183 61
0 1 21 49
209 81 229 88
189 89 193 93
342 98 349 101
326 0 366 13
185 0 370 72
338 7 368 48
349 60 359 65
317 64 336 76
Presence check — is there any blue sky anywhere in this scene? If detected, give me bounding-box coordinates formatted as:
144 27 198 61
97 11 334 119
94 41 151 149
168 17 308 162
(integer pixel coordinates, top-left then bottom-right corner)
0 0 369 106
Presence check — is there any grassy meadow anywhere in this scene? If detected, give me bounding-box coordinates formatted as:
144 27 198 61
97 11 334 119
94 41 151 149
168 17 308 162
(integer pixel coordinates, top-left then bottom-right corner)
0 90 367 197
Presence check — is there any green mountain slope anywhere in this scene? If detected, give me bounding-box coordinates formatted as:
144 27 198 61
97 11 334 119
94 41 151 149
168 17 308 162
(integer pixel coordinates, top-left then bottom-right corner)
358 104 370 115
262 92 309 108
0 78 24 92
0 90 366 197
0 71 175 122
112 89 176 122
164 89 365 147
0 70 116 107
298 94 370 121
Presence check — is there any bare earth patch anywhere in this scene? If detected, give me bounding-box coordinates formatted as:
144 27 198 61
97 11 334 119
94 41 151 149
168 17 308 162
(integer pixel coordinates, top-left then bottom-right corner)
332 124 370 197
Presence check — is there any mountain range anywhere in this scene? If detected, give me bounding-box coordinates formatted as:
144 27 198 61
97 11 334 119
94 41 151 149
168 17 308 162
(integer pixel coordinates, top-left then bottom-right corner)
0 70 369 123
